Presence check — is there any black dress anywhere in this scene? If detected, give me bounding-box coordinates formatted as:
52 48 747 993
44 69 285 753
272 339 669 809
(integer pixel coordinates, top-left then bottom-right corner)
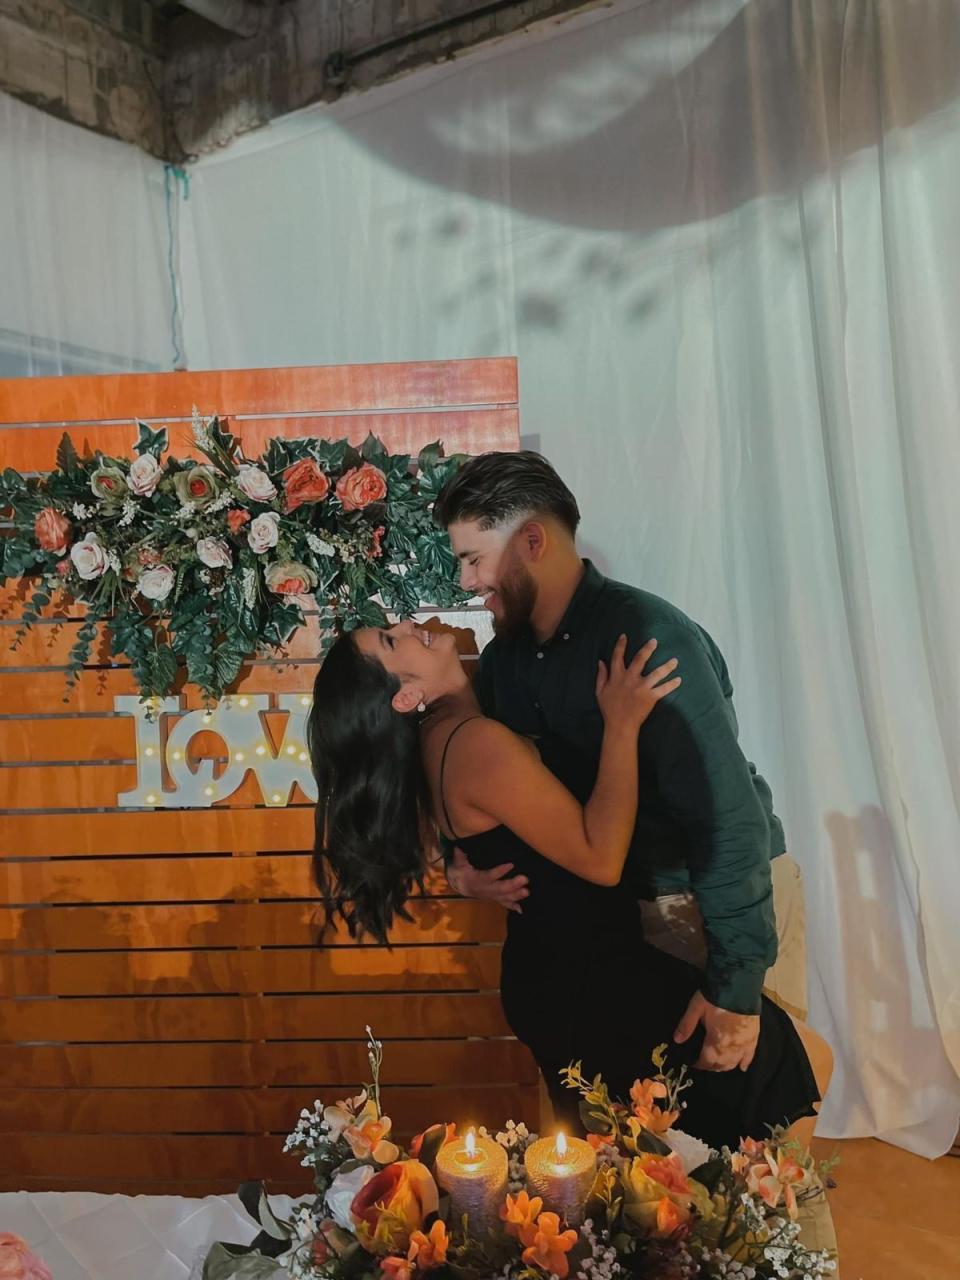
441 722 819 1152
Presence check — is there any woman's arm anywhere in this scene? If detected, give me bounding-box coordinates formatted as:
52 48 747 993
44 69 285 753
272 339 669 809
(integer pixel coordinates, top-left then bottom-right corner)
447 638 679 886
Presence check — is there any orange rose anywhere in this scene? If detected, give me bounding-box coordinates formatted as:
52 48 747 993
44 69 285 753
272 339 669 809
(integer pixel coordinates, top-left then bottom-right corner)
655 1196 687 1238
336 462 387 511
351 1159 439 1254
227 509 251 535
520 1211 578 1278
264 560 318 596
380 1259 413 1280
283 457 330 513
409 1122 457 1160
34 508 72 555
634 1152 691 1198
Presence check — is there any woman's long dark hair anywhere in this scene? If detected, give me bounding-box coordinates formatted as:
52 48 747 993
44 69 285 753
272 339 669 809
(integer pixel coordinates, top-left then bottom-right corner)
307 631 432 943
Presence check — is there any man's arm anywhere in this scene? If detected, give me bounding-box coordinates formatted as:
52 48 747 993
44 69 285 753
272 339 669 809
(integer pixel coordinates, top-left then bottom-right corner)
636 622 777 1017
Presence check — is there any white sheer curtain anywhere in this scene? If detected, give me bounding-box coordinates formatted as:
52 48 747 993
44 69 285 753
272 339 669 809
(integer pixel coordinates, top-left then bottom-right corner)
175 0 957 1156
0 92 174 379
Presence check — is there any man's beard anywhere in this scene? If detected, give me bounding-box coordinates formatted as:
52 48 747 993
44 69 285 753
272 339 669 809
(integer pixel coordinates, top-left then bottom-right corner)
492 559 537 639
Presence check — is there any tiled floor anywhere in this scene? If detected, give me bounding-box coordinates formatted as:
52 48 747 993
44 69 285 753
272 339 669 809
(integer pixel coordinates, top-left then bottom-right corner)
811 1137 960 1279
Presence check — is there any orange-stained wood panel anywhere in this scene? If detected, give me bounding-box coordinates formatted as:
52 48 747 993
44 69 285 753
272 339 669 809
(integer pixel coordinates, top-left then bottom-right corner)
0 1176 312 1196
4 852 448 906
6 944 501 997
0 808 314 856
1 898 505 950
1 1085 534 1136
0 991 510 1042
0 1039 538 1089
0 408 519 471
4 1133 308 1183
0 359 517 424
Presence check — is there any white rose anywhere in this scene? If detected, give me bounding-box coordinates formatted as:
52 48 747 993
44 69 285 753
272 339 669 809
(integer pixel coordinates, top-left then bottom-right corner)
138 565 175 601
247 511 281 554
324 1164 375 1231
128 453 163 497
196 537 233 570
237 465 278 503
662 1128 713 1174
70 532 109 581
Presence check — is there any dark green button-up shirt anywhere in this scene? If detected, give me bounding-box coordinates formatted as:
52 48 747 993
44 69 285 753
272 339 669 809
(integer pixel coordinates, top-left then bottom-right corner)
475 561 784 1015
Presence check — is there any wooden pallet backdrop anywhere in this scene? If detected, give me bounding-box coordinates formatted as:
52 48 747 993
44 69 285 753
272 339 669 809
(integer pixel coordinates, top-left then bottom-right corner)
0 360 538 1195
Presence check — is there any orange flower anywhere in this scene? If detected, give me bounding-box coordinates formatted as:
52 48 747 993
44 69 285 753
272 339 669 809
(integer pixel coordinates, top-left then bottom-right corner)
407 1220 448 1270
500 1189 544 1245
336 462 387 511
351 1159 439 1254
409 1122 457 1160
227 508 251 535
283 457 330 513
380 1257 413 1280
654 1196 687 1239
635 1152 691 1198
629 1078 679 1133
521 1211 578 1278
739 1146 808 1221
34 507 73 556
586 1131 617 1151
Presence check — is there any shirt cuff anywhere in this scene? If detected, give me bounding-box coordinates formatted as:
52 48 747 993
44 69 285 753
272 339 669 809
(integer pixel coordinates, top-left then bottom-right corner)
703 964 767 1016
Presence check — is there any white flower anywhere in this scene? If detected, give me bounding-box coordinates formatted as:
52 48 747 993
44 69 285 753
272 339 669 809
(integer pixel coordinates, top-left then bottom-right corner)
118 498 138 528
324 1164 375 1231
70 532 109 580
662 1128 713 1174
196 537 232 570
71 502 94 519
247 511 281 554
237 464 278 503
138 565 176 601
128 453 163 497
307 532 336 557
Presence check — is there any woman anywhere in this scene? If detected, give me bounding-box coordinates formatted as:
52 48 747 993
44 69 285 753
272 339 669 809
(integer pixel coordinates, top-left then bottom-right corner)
308 620 827 1150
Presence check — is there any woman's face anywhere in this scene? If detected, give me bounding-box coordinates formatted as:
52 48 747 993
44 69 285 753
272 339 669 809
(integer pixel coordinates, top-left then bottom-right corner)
354 620 461 710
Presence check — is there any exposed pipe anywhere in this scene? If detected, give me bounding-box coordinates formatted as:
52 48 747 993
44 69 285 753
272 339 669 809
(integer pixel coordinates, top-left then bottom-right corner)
178 0 264 38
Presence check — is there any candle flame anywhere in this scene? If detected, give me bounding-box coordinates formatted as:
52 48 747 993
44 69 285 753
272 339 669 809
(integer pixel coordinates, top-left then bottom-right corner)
465 1129 477 1158
555 1131 568 1158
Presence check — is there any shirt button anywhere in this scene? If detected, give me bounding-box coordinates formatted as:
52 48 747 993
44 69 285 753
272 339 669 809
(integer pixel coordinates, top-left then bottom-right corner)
562 633 570 641
536 651 544 660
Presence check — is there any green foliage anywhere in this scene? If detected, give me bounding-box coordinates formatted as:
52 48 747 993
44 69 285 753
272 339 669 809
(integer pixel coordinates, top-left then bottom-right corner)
2 415 469 706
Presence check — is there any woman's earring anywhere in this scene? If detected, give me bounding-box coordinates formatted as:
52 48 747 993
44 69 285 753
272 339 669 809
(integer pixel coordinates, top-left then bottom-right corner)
417 702 427 714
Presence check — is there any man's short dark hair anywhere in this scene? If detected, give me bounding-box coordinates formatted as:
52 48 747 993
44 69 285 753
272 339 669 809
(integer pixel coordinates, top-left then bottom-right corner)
434 450 580 535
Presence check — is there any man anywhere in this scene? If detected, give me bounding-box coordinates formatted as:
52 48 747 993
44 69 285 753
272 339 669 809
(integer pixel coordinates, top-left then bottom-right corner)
435 451 807 1073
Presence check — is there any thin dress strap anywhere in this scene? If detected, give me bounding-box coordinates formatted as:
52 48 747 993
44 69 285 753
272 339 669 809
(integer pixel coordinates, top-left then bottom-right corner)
438 717 484 840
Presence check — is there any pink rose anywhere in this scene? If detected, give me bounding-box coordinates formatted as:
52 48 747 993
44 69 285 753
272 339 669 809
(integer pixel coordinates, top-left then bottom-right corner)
236 464 278 503
128 452 163 497
247 511 281 554
70 531 109 580
138 565 175 602
34 507 72 555
0 1234 52 1280
196 537 232 570
336 463 387 511
264 560 318 595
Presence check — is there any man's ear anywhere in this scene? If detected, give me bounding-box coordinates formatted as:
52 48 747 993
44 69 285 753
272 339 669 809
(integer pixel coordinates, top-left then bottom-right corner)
391 683 425 715
519 519 548 563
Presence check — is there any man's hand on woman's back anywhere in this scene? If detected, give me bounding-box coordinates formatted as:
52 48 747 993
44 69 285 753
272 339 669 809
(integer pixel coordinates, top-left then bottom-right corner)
445 846 530 913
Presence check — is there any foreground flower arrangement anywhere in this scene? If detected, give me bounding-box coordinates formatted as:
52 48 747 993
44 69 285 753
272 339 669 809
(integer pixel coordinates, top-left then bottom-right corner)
203 1032 837 1280
0 413 467 703
0 1232 52 1280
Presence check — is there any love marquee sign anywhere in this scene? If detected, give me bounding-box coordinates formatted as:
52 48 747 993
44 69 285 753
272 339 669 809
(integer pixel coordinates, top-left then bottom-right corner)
116 693 317 809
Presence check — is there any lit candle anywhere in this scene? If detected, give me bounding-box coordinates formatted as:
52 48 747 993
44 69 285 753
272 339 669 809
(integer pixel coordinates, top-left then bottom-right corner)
523 1131 597 1227
435 1128 508 1233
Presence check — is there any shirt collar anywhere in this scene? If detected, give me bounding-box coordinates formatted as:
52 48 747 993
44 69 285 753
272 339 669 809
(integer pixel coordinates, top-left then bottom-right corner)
548 559 605 644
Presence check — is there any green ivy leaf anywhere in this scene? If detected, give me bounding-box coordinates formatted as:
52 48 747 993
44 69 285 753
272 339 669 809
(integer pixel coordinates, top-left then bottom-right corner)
55 433 81 475
135 420 169 458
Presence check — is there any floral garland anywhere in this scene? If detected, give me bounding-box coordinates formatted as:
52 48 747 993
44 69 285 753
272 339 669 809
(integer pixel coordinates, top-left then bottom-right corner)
203 1031 837 1280
0 412 468 704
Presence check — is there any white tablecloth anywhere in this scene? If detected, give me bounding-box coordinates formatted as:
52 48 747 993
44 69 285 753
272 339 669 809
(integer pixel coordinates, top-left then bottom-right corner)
0 1192 300 1280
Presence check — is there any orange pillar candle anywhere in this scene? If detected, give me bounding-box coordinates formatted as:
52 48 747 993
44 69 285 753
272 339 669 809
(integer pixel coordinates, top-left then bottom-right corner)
523 1131 597 1226
435 1128 508 1233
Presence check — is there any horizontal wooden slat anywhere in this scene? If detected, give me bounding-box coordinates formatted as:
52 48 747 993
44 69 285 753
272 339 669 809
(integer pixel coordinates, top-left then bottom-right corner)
3 1132 305 1182
1 898 505 949
0 991 510 1042
6 943 500 996
1 1084 536 1135
0 808 315 856
0 716 134 763
0 1039 538 1088
0 408 519 471
0 664 321 714
0 359 518 425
